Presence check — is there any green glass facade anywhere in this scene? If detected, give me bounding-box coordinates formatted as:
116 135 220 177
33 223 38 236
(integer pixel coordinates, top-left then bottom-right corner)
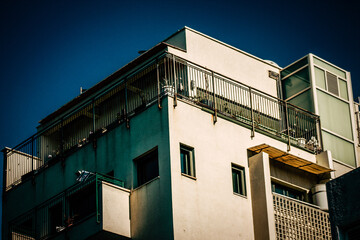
317 90 353 140
288 90 314 112
313 57 346 79
283 67 310 100
322 131 356 166
314 67 326 90
281 54 356 167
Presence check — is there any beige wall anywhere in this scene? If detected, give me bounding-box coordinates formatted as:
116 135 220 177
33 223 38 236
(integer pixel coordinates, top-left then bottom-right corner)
102 182 131 238
167 28 280 97
249 152 276 240
167 98 317 240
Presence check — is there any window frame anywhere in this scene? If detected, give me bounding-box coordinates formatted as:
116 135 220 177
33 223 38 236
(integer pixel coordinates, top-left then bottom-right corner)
271 181 308 202
134 147 159 187
231 164 246 196
180 143 196 178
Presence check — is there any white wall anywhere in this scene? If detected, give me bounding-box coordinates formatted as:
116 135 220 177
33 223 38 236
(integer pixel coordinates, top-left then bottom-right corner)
167 28 280 97
167 98 316 240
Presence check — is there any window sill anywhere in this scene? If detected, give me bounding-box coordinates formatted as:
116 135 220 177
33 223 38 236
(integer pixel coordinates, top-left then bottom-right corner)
233 192 247 199
181 173 197 180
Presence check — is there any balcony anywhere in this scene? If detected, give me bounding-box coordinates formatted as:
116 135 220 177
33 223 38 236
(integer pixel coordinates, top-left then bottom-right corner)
3 53 322 191
8 173 130 240
273 193 331 240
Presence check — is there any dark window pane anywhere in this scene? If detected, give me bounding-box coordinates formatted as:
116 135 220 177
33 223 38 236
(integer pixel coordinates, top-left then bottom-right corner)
232 165 246 196
282 67 310 99
271 182 305 201
180 144 195 177
288 90 314 112
281 57 308 79
327 72 339 96
49 202 63 235
136 148 159 186
68 183 96 225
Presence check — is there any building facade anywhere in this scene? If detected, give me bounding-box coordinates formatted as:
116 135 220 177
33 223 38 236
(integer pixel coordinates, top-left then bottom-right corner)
2 27 359 240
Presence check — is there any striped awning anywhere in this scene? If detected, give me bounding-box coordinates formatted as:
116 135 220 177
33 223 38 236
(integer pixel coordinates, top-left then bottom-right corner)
248 144 333 175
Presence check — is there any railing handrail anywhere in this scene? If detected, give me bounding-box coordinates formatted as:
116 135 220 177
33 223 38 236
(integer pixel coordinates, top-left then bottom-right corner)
3 52 320 154
170 53 319 118
4 52 170 153
9 172 124 226
3 52 322 193
272 192 321 210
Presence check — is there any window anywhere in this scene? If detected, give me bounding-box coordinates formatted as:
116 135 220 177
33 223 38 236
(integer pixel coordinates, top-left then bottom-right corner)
326 72 339 96
232 164 246 196
180 144 195 177
339 79 349 100
135 147 159 186
49 202 63 235
271 182 306 201
67 183 96 225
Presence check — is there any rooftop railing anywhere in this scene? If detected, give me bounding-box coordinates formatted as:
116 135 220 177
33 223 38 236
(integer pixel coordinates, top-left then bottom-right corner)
273 193 331 240
2 53 322 191
8 173 124 240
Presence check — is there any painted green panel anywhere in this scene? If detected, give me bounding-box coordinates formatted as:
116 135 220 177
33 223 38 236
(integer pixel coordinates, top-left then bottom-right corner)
288 90 314 112
322 131 356 167
282 67 310 99
313 57 346 79
339 79 349 100
317 90 353 140
314 67 326 89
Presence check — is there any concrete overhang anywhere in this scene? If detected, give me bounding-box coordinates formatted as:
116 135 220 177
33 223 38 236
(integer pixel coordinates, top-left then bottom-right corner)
248 144 333 175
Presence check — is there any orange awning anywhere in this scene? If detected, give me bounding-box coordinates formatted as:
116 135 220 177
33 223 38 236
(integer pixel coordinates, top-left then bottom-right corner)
248 144 333 175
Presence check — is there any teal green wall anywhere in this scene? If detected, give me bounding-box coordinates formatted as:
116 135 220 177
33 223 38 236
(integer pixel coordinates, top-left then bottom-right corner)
3 97 174 240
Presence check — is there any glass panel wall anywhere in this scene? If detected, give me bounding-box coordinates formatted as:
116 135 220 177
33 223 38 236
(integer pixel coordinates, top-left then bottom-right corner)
339 79 349 100
322 131 356 167
288 90 314 112
317 90 353 140
314 67 326 89
312 54 356 167
313 57 346 79
282 67 310 99
281 57 308 79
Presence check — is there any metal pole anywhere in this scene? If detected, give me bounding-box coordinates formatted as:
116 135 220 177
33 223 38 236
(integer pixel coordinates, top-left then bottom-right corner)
285 102 291 151
212 71 217 124
317 117 323 153
31 137 34 171
125 80 130 129
92 100 96 132
172 54 177 107
60 118 64 160
96 174 100 223
249 88 255 138
157 59 162 109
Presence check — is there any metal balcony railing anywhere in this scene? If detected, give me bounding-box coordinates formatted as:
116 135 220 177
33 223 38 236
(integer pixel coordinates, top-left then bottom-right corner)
2 53 322 191
273 193 331 240
8 173 124 240
167 56 321 151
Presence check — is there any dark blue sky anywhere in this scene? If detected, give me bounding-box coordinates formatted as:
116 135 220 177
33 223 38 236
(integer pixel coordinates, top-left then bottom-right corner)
0 0 359 226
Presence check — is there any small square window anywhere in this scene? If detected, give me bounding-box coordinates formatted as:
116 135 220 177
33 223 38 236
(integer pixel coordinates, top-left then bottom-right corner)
180 144 195 177
232 164 246 196
135 147 159 186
